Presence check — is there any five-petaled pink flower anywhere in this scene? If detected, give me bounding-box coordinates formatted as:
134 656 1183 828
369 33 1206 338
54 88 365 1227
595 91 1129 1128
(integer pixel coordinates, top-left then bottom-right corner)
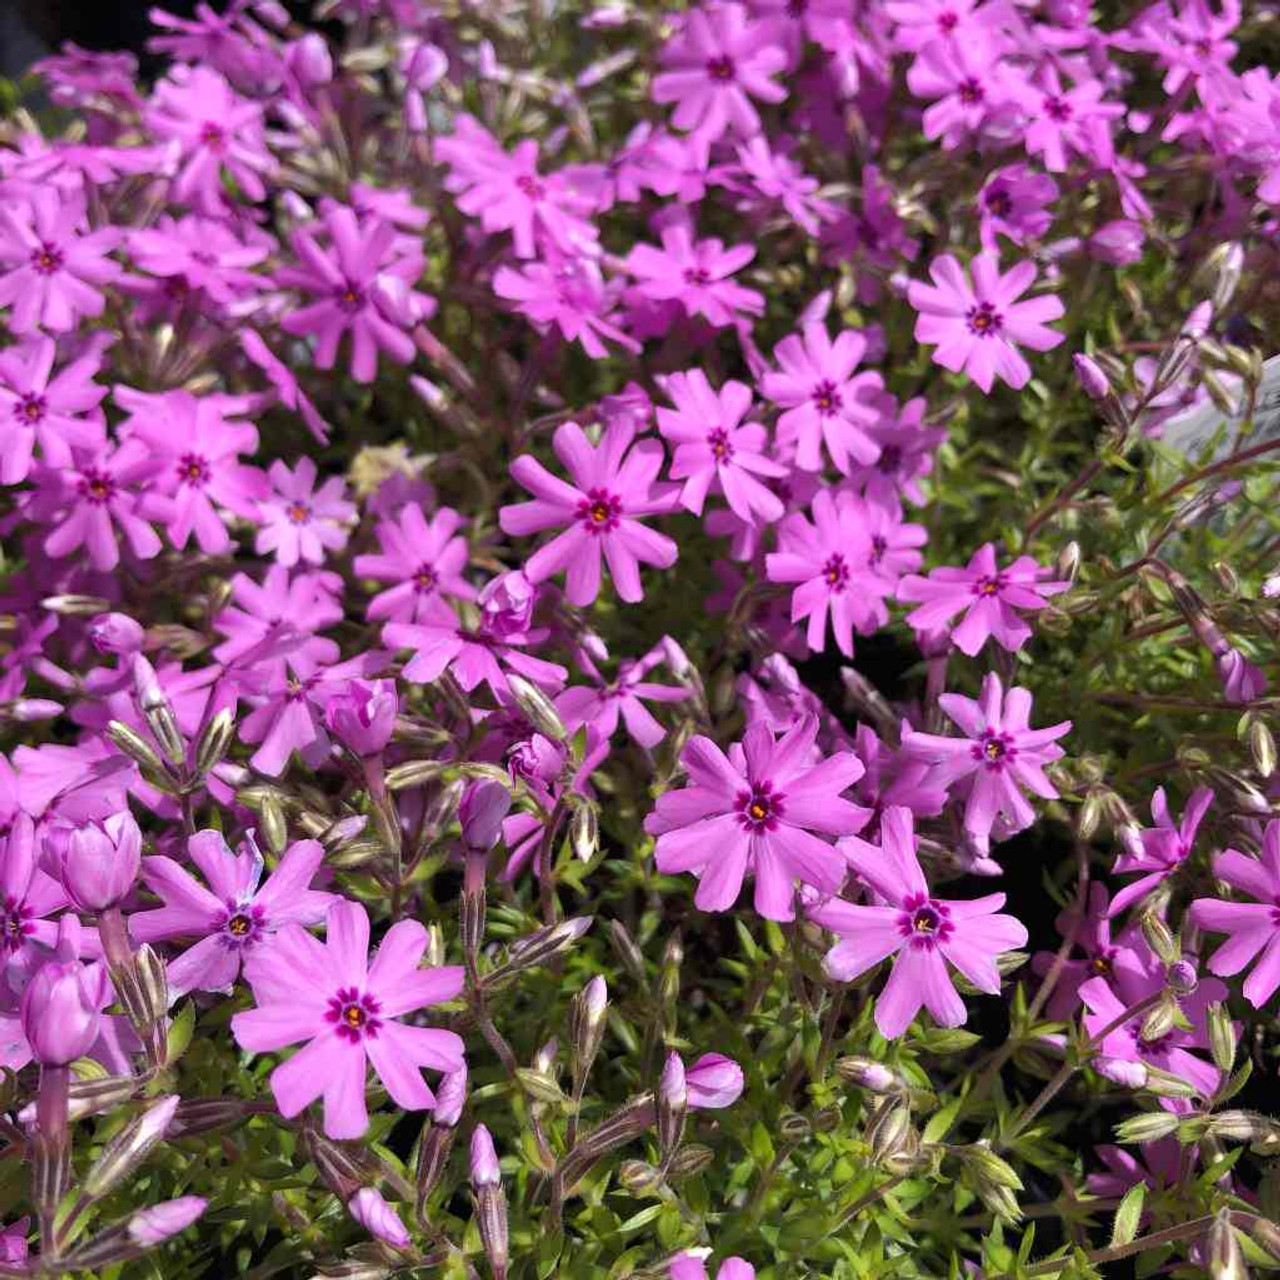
652 3 787 142
761 324 884 474
355 504 475 623
646 714 864 921
1190 818 1280 1009
908 253 1065 393
898 542 1069 656
902 672 1071 842
1108 786 1214 918
625 225 764 329
256 458 356 568
811 806 1028 1038
499 421 680 607
656 370 786 525
232 899 465 1139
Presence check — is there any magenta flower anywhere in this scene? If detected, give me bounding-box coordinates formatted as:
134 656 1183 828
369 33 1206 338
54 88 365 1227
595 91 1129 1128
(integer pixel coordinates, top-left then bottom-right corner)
734 136 833 236
325 679 398 758
122 389 267 555
1087 1139 1188 1200
0 188 122 334
625 225 764 329
978 164 1060 249
905 35 1009 148
898 542 1069 656
671 1253 755 1280
646 714 864 921
1016 66 1123 173
765 488 895 658
1189 819 1280 1007
685 1053 745 1108
355 504 475 623
1079 939 1224 1108
811 806 1028 1038
279 205 428 383
885 0 984 50
908 253 1065 393
255 458 355 568
656 370 786 525
129 214 268 304
212 566 343 672
131 831 337 998
0 337 106 483
555 646 688 749
32 439 164 571
847 393 945 508
145 66 274 214
494 256 639 358
1109 787 1213 917
0 816 66 966
232 899 465 1139
902 673 1071 842
499 421 679 607
652 4 786 142
761 324 884 473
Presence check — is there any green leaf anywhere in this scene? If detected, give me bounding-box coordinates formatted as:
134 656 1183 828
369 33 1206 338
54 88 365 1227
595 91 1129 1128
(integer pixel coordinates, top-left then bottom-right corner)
1110 1183 1146 1247
167 1000 197 1066
923 1098 963 1145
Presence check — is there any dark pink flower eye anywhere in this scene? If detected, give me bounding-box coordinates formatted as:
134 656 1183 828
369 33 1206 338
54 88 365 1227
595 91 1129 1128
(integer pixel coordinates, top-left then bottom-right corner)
966 302 1002 336
706 55 735 81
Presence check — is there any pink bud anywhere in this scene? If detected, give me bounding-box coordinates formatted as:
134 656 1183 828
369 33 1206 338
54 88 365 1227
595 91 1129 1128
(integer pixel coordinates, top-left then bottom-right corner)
19 955 110 1066
470 1123 501 1188
1072 353 1110 401
433 1065 467 1128
660 1052 687 1108
126 1196 207 1247
479 571 536 638
459 779 512 853
325 679 397 757
686 1053 744 1110
1087 220 1144 265
507 735 564 786
287 33 333 86
88 612 144 656
12 699 63 722
347 1187 410 1249
57 812 142 913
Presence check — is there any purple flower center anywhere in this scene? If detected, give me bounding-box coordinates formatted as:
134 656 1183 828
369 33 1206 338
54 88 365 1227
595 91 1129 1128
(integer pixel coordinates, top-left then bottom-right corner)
1089 948 1117 976
216 901 266 949
78 468 116 504
984 188 1012 218
337 284 366 313
972 573 1004 596
177 453 211 487
199 121 227 151
897 894 954 948
326 986 383 1042
1193 36 1213 57
966 301 1002 337
683 266 711 286
822 552 849 591
0 896 35 953
706 55 736 82
869 535 888 566
16 394 46 424
957 77 984 105
812 380 843 416
973 730 1016 769
286 501 312 525
737 782 784 832
515 174 545 201
578 488 622 534
938 10 959 32
708 428 734 461
1044 94 1073 122
30 242 64 276
877 444 902 475
414 564 438 592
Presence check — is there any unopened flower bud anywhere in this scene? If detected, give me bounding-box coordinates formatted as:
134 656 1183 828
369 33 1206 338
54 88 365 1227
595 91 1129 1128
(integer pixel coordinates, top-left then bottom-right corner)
1210 243 1245 312
348 1187 410 1250
608 920 646 984
618 1159 659 1192
470 1124 507 1279
194 708 235 777
516 1069 566 1107
571 976 608 1085
1141 912 1180 966
1166 957 1198 994
666 1143 715 1181
1208 1003 1237 1073
658 1052 687 1162
83 1096 180 1198
569 800 599 863
89 612 144 655
1249 1218 1280 1263
686 1053 744 1109
126 1197 207 1248
778 1112 811 1142
837 1057 902 1094
1073 354 1111 400
867 1099 913 1167
658 932 683 1009
287 32 334 85
106 720 169 783
459 779 511 853
20 951 109 1067
1249 720 1276 779
1140 994 1179 1043
57 812 142 913
469 1123 500 1189
1207 1207 1247 1280
1142 1066 1201 1099
434 1065 467 1129
507 674 566 742
1112 1111 1181 1143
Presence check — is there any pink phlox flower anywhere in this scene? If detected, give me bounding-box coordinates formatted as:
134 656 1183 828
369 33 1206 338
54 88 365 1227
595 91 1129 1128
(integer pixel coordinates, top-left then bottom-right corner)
256 458 356 568
11 739 135 826
0 187 122 335
626 130 715 204
119 388 268 556
646 713 864 921
355 504 475 623
147 2 275 84
493 255 640 358
1015 66 1123 173
898 542 1069 657
821 165 920 301
232 899 465 1139
977 164 1060 249
131 831 337 997
885 0 985 51
730 136 834 236
29 438 164 572
554 642 688 749
846 724 948 840
0 337 106 484
128 214 269 305
1087 1139 1191 1200
908 252 1065 393
685 1051 745 1108
761 323 884 473
652 4 787 143
30 45 142 113
656 370 786 525
1079 937 1226 1109
279 204 430 383
846 393 945 508
811 805 1028 1038
145 65 275 214
1117 0 1240 95
901 672 1071 842
436 116 599 259
624 223 764 329
239 652 388 778
765 487 896 658
350 183 431 232
384 595 568 698
1188 818 1280 1008
752 0 856 54
671 1252 755 1280
499 420 680 607
212 566 344 673
1108 786 1214 917
861 493 928 583
905 34 1013 149
0 816 67 974
736 653 829 738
